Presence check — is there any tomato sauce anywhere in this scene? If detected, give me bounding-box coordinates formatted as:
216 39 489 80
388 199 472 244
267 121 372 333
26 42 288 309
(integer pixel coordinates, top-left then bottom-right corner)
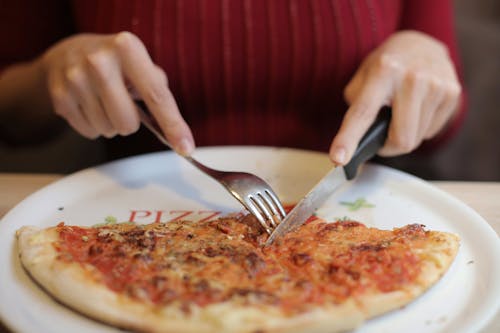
55 217 426 313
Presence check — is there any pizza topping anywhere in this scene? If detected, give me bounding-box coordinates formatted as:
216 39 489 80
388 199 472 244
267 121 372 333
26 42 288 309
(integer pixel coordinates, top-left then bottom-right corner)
54 217 429 313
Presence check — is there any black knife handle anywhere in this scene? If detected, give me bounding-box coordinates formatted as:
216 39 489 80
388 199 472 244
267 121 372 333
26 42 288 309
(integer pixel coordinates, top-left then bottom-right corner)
343 106 392 180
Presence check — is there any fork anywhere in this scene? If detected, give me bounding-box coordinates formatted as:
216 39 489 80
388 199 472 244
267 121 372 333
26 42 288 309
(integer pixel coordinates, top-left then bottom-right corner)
134 100 287 234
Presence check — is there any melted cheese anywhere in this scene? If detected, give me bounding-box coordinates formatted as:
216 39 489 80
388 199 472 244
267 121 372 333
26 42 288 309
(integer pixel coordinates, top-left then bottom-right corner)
55 216 428 313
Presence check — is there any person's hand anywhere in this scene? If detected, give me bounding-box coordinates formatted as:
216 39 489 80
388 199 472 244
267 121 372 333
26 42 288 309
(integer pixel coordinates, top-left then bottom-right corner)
329 31 461 165
38 32 194 155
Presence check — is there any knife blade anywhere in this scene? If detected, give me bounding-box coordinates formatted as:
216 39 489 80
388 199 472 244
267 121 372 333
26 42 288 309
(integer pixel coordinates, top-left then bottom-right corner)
265 166 347 244
265 107 392 245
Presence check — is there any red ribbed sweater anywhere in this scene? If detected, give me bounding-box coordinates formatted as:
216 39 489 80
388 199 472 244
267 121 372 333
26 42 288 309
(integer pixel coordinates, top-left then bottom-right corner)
1 0 464 157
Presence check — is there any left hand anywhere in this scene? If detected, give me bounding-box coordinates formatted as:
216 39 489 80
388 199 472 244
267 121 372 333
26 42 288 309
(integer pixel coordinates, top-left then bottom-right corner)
329 30 462 165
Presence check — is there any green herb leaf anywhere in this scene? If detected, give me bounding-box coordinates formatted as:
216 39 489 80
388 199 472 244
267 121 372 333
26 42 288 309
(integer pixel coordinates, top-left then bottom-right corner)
333 216 351 222
105 215 117 224
339 198 375 211
92 215 119 227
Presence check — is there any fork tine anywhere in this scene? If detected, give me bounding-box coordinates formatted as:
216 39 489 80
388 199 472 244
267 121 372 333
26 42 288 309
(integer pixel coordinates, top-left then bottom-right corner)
244 198 273 234
250 195 275 227
258 192 281 227
245 195 273 234
264 189 287 220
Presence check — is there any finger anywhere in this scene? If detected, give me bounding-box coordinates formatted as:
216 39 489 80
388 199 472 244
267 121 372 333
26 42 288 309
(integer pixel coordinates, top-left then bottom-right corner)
343 65 367 105
65 65 116 138
47 70 98 139
425 86 460 139
112 32 195 155
417 79 445 141
86 50 140 136
379 73 425 156
330 74 391 165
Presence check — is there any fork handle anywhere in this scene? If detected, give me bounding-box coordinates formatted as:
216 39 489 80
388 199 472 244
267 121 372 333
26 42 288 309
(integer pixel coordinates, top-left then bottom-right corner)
343 106 392 180
134 100 225 178
135 100 175 150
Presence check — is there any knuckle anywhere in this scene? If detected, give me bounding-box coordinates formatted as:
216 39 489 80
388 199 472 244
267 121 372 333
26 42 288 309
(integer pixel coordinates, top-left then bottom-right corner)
65 66 85 86
372 53 402 75
48 81 63 101
50 88 72 117
423 131 435 140
405 70 429 87
446 82 462 98
54 104 72 118
145 83 169 106
113 31 141 51
427 76 443 92
348 102 376 123
79 127 99 140
343 81 356 103
85 133 100 140
85 51 113 79
117 118 140 135
102 130 118 139
47 72 64 98
155 66 169 86
390 134 416 154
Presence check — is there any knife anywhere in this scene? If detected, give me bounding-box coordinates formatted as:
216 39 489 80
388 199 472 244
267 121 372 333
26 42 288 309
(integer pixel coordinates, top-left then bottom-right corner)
265 107 392 245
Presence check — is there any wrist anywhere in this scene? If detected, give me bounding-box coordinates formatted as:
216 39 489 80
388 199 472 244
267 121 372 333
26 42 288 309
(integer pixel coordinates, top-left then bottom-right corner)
0 60 45 111
0 59 61 144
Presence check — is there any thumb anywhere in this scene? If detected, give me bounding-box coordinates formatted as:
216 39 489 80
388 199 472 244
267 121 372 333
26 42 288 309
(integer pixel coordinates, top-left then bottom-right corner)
330 76 390 165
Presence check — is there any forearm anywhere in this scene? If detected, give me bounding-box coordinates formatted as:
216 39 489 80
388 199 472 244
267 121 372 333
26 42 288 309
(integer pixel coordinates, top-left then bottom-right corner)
0 59 62 144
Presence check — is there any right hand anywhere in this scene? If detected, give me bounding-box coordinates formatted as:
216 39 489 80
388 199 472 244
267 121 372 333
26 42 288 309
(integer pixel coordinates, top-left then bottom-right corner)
38 31 194 155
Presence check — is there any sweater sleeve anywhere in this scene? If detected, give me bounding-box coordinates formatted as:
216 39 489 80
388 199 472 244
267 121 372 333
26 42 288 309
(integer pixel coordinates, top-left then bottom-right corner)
399 0 467 151
0 0 74 145
0 0 75 71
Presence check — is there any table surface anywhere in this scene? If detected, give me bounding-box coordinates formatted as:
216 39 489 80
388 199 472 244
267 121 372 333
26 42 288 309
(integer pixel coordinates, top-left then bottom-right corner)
1 173 498 333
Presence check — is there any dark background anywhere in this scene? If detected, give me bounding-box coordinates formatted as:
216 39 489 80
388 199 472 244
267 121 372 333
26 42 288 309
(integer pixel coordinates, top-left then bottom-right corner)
1 0 499 180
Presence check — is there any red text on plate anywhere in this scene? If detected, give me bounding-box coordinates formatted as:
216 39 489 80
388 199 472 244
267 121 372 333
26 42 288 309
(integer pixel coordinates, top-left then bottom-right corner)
128 210 222 224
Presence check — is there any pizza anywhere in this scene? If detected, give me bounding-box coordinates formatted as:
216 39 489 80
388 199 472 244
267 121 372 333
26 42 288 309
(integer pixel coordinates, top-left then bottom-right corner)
17 214 459 333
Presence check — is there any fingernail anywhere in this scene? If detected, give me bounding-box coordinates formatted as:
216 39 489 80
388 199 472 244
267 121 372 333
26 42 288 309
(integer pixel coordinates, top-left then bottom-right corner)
177 138 194 156
332 147 346 165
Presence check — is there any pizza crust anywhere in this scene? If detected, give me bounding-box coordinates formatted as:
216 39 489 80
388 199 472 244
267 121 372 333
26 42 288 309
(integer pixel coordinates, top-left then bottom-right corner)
357 231 460 319
17 225 459 333
17 226 363 333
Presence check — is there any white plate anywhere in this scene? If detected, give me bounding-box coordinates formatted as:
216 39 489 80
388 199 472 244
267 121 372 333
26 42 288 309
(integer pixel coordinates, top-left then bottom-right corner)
0 146 498 333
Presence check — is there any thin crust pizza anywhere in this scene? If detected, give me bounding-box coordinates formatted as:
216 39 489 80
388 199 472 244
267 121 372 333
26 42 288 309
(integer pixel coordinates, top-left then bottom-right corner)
17 215 459 333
